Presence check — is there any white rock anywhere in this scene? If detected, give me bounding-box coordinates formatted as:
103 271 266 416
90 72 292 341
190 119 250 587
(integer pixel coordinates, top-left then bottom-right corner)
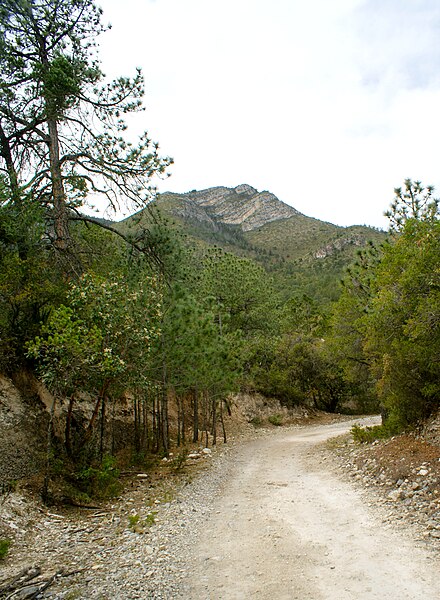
387 489 404 501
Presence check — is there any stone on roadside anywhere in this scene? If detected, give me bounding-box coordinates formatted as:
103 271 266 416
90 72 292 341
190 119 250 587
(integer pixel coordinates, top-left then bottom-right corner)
188 453 202 460
387 489 405 501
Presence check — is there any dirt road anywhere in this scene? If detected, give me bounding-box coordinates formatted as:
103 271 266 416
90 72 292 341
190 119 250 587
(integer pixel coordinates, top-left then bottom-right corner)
187 418 440 600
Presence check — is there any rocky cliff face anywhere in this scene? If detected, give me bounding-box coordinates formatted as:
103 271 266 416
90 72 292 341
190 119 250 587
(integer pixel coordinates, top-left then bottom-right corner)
164 184 300 232
314 235 364 258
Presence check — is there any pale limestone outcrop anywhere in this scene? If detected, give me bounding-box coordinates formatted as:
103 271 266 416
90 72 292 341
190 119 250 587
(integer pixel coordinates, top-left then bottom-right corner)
314 235 363 258
178 184 299 232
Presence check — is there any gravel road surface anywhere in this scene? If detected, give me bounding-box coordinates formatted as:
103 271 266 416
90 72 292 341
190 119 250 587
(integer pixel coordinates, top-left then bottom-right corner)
185 418 440 600
2 417 440 599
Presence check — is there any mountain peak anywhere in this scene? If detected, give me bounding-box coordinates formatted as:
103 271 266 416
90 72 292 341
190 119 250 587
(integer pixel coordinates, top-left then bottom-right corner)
234 183 257 196
175 184 299 231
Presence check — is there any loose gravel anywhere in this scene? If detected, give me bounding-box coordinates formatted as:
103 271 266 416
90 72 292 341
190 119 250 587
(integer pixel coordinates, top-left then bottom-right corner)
1 427 264 599
1 418 439 599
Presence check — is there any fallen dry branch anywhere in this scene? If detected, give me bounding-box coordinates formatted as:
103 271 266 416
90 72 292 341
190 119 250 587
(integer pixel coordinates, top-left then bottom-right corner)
1 568 86 600
0 567 41 597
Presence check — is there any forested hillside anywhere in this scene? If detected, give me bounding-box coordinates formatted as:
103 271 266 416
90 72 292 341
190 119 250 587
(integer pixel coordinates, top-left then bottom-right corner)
120 185 386 305
0 0 439 515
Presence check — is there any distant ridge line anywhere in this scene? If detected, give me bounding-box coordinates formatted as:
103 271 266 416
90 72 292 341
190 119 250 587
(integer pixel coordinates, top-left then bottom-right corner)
161 184 300 232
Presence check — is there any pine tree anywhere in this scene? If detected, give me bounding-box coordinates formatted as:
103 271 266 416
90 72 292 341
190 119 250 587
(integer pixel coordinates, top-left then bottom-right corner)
0 0 171 252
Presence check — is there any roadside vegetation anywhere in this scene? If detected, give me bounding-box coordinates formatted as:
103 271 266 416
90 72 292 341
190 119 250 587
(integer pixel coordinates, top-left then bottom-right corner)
0 539 11 561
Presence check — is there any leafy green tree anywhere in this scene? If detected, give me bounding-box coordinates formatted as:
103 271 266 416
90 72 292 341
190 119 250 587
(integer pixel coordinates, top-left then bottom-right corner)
0 183 66 369
196 248 283 408
148 283 242 449
69 219 126 277
27 271 162 457
364 217 440 425
198 248 279 336
251 334 348 412
326 243 382 413
248 290 343 409
328 179 440 423
280 294 327 337
0 0 171 251
385 178 439 233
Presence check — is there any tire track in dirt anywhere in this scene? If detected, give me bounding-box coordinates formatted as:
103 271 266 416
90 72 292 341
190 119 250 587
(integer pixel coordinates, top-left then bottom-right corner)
187 418 440 600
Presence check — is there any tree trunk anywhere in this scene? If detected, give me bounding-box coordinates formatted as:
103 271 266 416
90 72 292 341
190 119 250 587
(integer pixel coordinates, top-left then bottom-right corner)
65 395 75 458
0 123 33 261
152 390 158 453
181 392 186 445
202 389 208 447
133 396 139 453
0 123 20 203
193 386 199 443
111 398 116 455
212 394 217 446
40 30 70 253
176 392 182 447
220 398 227 444
47 114 70 251
80 380 109 449
143 394 149 451
99 394 106 460
161 340 169 455
161 386 169 455
42 396 56 503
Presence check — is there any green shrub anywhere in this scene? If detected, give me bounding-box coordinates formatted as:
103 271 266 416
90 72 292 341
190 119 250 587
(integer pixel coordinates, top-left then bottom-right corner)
128 511 157 533
144 511 157 527
351 416 403 443
172 449 188 471
128 514 140 529
130 452 158 470
76 455 121 499
0 539 11 560
351 424 384 443
268 414 283 426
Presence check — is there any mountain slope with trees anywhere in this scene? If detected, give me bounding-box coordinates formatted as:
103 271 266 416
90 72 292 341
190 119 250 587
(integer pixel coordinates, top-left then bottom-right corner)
119 184 386 304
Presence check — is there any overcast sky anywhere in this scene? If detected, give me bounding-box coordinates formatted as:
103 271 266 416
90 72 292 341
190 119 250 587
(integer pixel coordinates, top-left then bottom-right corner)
96 0 440 229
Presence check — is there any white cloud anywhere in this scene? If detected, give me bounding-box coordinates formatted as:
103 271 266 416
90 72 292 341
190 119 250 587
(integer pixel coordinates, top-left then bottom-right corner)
96 0 440 227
